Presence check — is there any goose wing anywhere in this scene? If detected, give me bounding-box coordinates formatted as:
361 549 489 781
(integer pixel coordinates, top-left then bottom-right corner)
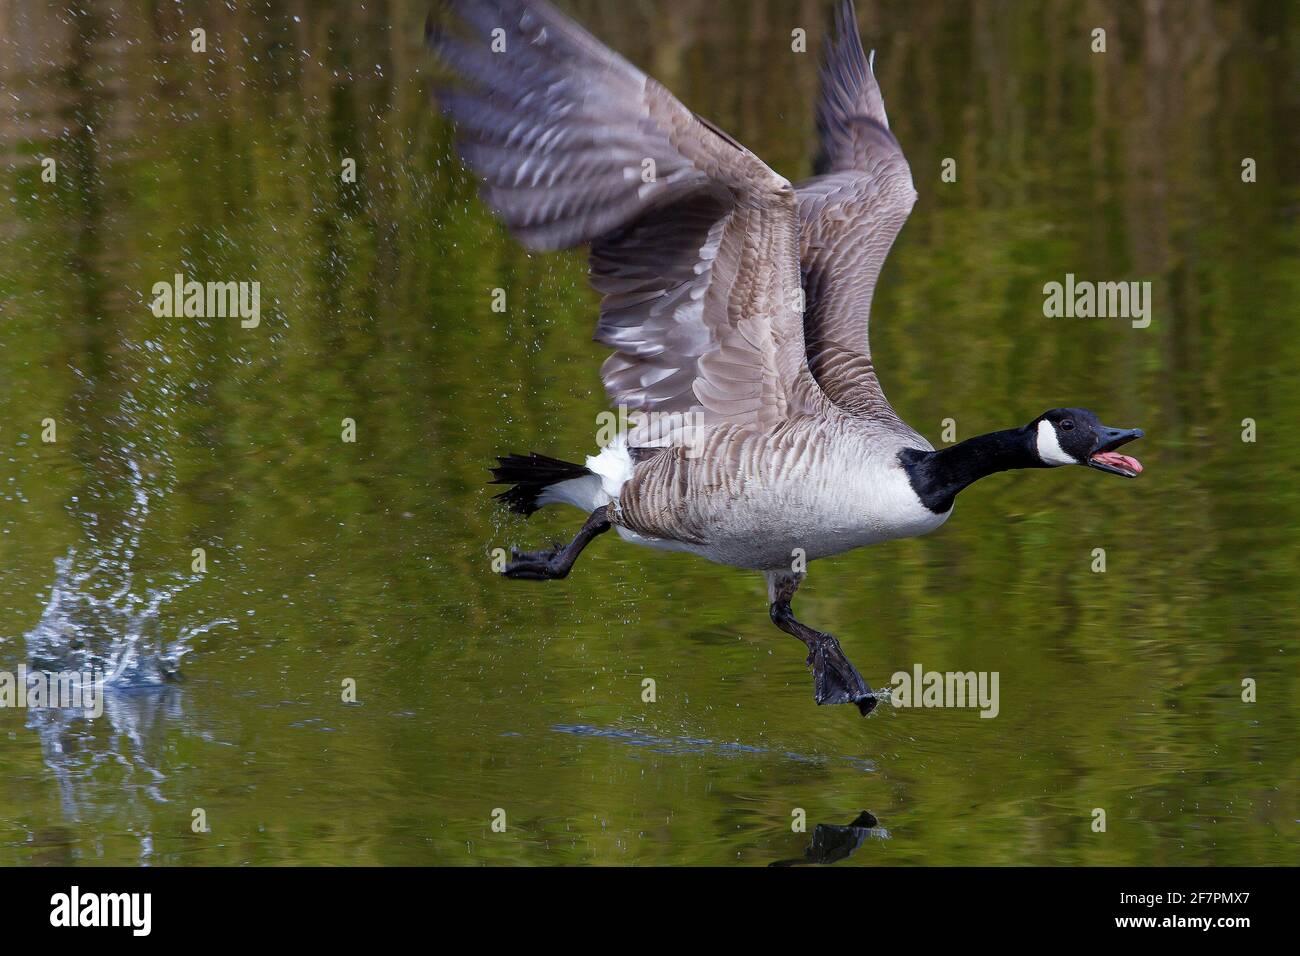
798 0 917 424
432 0 816 443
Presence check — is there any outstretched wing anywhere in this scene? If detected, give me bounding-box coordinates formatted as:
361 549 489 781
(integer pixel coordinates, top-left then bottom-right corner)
431 0 816 440
798 0 917 423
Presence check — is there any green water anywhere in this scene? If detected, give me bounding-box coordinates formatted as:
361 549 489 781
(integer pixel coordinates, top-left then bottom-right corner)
0 0 1296 866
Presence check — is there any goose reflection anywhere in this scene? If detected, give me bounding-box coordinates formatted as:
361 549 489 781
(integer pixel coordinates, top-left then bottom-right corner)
770 810 888 866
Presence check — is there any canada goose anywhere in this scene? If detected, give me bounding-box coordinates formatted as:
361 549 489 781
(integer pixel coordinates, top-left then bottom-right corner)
432 0 1145 714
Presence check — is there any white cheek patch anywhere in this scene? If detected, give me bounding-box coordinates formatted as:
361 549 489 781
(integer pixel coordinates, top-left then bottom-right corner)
1035 419 1077 466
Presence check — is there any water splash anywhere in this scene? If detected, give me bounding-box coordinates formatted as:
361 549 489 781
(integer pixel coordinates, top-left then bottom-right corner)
20 546 223 855
24 548 230 686
24 458 231 687
16 457 234 858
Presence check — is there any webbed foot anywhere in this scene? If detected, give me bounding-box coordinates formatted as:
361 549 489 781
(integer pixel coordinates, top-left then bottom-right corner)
499 508 611 581
503 544 567 580
808 634 876 715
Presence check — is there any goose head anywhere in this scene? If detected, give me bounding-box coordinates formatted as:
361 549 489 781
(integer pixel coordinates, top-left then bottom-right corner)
1032 408 1144 478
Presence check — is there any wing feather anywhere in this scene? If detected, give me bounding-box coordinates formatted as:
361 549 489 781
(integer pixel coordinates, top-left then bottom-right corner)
799 0 916 424
432 0 817 442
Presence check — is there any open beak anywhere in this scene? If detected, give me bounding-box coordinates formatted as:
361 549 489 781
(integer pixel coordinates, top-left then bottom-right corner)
1086 426 1145 478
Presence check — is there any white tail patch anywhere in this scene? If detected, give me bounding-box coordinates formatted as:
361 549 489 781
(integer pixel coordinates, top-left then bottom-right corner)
536 439 634 512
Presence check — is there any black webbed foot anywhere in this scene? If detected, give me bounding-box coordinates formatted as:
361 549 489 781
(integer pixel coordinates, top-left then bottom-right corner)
499 508 612 582
809 634 876 714
770 595 877 716
502 548 568 580
509 543 562 563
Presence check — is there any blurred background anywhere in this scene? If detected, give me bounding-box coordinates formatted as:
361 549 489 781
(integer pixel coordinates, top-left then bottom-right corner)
0 0 1296 865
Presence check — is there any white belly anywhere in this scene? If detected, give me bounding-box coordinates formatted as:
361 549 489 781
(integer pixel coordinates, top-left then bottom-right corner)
621 450 951 570
581 431 952 571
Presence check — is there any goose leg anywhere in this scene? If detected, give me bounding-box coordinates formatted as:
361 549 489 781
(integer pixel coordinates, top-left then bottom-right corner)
766 571 877 715
502 506 611 581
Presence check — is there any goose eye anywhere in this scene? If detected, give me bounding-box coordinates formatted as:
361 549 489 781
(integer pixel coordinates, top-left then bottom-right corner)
1061 420 1074 431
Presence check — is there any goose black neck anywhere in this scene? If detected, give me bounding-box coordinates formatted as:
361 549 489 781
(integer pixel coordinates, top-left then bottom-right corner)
899 427 1043 514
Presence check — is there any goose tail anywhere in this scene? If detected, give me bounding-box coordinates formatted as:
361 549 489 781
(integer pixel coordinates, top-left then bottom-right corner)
490 438 634 517
489 452 594 517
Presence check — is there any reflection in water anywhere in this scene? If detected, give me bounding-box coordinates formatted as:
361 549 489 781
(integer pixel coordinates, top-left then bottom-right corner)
771 811 889 867
25 685 187 860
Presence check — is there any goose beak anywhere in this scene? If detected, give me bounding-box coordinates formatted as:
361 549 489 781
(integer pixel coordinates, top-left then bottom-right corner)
1086 426 1145 478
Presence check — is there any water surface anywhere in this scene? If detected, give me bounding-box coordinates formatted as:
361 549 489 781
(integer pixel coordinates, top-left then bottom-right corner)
0 0 1297 865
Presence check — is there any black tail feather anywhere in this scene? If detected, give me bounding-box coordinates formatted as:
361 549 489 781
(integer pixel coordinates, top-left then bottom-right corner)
489 452 592 517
